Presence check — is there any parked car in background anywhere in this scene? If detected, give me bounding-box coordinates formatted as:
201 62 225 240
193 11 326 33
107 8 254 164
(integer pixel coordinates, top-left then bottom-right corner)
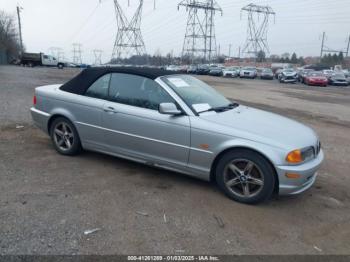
166 65 180 72
260 68 274 80
209 66 224 76
30 67 324 204
178 65 189 74
187 65 198 74
239 67 257 79
20 52 65 69
323 69 335 80
304 72 328 87
196 65 210 75
279 69 298 83
328 73 349 86
223 67 240 78
274 69 283 79
298 69 314 83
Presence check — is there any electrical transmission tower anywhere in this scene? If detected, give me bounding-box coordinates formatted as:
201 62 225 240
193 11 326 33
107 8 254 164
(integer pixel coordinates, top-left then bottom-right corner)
93 49 103 65
241 4 275 59
320 32 350 58
49 47 61 58
178 0 222 63
72 43 83 64
111 0 146 61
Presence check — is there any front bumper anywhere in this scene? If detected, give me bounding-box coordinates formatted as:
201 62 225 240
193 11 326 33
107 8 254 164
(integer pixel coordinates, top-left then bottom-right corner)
276 150 324 195
30 107 51 134
281 77 297 83
330 81 348 86
308 80 328 86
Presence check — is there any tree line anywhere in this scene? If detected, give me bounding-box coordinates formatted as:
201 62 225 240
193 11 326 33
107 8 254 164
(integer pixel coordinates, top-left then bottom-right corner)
0 10 22 62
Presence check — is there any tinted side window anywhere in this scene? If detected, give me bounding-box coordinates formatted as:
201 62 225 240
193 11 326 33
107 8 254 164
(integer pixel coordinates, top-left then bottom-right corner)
85 74 111 99
109 73 175 110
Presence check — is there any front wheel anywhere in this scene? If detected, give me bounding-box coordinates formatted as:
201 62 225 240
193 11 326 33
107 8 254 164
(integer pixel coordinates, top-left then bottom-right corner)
50 117 82 156
215 149 275 204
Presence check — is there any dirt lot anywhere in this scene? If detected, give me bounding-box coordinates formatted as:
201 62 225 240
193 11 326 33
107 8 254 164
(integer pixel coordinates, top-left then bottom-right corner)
0 65 349 255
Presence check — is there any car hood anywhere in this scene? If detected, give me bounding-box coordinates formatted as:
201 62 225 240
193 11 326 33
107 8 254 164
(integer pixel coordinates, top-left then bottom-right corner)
282 72 297 76
199 106 318 150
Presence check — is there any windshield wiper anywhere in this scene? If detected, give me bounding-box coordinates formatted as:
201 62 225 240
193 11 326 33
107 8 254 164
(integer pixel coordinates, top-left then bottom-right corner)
198 103 239 114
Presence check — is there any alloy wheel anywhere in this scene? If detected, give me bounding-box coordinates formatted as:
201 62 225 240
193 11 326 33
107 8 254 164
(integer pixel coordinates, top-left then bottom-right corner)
53 122 74 151
223 159 264 198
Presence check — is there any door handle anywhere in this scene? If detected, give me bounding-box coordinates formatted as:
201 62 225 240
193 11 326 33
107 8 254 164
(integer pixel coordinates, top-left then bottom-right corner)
104 106 118 113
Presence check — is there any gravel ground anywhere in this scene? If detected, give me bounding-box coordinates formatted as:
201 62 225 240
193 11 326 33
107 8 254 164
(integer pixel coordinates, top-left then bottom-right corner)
0 66 349 255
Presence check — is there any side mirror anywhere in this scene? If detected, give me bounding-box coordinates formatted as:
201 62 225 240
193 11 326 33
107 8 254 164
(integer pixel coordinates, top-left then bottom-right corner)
159 103 182 116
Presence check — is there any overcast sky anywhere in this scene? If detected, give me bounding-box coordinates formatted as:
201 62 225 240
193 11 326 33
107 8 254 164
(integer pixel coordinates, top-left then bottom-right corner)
2 0 350 64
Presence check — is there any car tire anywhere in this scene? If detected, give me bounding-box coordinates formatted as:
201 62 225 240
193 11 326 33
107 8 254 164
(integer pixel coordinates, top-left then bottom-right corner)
215 149 275 204
50 117 82 156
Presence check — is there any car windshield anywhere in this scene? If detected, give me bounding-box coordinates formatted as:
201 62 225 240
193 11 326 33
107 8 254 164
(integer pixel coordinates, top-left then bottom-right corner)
243 67 255 71
309 72 323 76
161 75 235 113
262 69 272 73
284 69 295 73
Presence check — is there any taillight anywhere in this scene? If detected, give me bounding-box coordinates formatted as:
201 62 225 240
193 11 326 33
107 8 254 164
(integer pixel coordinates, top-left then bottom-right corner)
33 95 37 105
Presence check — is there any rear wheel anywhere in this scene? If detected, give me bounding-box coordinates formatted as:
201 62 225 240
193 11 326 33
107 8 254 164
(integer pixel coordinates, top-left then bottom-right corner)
215 149 275 204
50 117 82 156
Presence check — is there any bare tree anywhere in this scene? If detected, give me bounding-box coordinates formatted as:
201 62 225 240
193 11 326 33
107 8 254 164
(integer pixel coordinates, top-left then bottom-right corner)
0 10 21 62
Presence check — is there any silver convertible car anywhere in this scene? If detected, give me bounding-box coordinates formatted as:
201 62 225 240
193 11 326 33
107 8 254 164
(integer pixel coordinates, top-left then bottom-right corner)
30 67 324 204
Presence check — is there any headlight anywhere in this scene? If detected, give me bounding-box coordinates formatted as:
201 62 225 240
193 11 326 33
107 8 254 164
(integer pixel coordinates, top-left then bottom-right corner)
286 147 315 164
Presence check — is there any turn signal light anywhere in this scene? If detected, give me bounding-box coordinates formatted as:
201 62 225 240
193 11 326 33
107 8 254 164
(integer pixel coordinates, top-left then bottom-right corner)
286 149 302 163
33 95 37 105
285 173 301 179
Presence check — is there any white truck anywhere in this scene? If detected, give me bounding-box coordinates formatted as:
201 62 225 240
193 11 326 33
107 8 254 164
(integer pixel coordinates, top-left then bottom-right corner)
20 53 65 69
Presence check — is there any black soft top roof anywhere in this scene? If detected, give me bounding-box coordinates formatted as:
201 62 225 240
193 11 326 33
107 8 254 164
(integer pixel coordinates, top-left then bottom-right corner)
60 66 177 95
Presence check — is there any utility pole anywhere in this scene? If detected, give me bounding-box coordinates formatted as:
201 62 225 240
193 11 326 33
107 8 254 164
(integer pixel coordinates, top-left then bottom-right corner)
229 44 232 58
16 5 23 53
346 35 350 57
320 32 325 60
178 0 222 63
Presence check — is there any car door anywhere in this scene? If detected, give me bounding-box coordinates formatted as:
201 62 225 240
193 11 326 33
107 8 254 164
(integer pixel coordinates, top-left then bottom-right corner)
101 73 191 168
72 73 111 150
